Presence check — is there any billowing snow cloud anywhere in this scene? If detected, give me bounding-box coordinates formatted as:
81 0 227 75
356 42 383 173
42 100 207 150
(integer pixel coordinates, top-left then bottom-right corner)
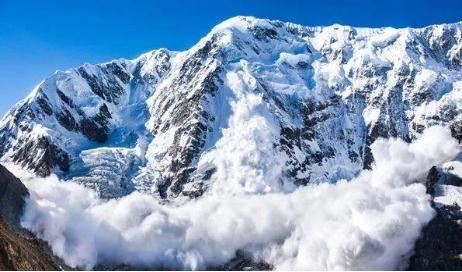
12 125 459 270
197 70 294 195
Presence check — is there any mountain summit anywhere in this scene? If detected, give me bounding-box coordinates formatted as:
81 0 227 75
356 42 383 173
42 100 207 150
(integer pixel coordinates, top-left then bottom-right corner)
1 16 462 199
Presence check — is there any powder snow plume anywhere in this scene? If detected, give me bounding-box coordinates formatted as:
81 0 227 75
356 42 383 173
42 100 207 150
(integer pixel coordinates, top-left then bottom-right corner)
8 125 458 270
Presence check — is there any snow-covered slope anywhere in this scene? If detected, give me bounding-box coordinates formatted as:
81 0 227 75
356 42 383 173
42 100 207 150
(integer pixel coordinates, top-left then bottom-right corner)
1 16 462 199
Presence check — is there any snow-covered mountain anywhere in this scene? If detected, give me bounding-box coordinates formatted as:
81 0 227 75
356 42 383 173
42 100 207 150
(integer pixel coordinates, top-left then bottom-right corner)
1 16 462 200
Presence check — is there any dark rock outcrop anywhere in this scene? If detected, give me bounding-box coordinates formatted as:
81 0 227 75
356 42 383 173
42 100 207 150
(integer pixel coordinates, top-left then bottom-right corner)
409 204 462 270
0 217 60 271
0 165 29 230
409 165 462 270
0 164 61 270
11 137 69 177
212 250 272 271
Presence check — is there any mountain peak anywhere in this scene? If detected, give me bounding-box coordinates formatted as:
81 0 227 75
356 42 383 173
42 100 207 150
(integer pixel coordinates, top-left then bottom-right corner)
211 16 274 33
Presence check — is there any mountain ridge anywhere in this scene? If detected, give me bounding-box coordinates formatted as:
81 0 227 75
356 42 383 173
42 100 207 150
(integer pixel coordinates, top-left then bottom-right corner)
1 16 462 200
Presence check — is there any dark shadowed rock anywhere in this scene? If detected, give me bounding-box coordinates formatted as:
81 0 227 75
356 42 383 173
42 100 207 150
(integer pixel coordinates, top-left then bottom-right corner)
409 203 462 270
409 166 462 270
11 136 69 177
211 250 272 271
0 164 61 270
0 165 29 230
0 217 61 271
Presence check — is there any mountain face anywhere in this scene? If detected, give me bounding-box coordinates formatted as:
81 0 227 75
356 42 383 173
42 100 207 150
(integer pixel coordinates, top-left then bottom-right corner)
1 16 462 200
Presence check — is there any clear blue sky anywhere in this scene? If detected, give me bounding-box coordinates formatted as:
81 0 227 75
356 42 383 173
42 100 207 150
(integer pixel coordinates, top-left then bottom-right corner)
1 0 461 116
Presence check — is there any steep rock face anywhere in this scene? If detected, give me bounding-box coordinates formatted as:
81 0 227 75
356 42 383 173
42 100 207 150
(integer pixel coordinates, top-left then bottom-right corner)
1 17 462 200
0 164 29 229
0 217 60 271
409 161 462 270
0 165 60 270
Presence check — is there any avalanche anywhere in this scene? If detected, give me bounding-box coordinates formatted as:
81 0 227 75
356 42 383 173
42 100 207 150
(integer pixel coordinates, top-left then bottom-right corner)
1 16 462 270
9 126 458 270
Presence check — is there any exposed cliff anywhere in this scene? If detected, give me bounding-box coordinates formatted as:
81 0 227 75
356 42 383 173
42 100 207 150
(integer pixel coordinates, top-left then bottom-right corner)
0 165 60 271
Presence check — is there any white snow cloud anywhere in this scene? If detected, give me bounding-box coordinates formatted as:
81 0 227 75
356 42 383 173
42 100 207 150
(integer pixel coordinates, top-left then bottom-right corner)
13 125 459 270
197 70 294 195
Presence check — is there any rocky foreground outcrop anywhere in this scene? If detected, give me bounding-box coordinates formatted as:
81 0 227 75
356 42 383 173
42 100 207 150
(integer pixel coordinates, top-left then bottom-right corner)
0 164 60 271
0 164 29 230
409 165 462 270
